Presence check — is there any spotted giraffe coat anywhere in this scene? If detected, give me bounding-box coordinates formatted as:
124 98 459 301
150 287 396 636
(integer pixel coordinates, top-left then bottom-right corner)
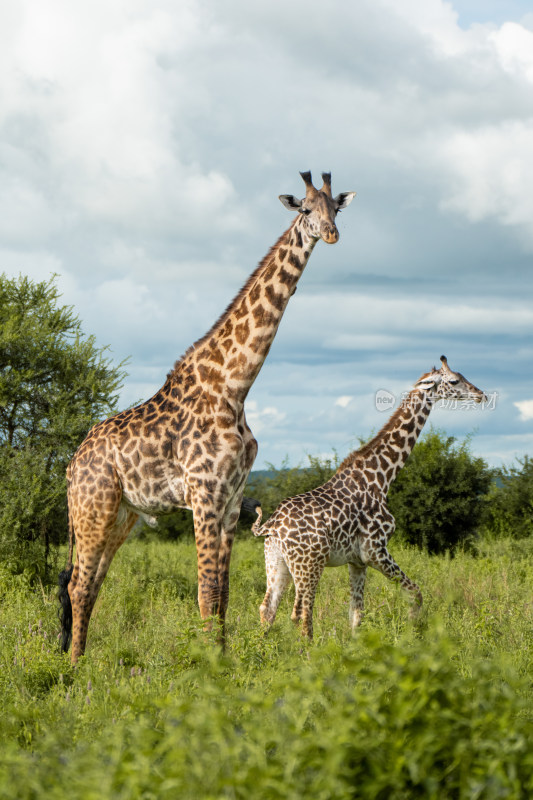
254 357 487 639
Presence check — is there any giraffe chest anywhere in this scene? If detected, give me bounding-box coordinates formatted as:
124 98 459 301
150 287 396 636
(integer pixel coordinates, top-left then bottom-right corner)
325 495 380 566
113 408 256 516
326 526 365 567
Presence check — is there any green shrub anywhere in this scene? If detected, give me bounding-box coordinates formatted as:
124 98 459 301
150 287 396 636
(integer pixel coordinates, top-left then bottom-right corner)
1 623 532 799
484 456 533 539
388 429 492 554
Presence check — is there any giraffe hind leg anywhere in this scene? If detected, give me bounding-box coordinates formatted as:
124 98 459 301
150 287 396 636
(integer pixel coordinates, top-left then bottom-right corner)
292 585 316 639
260 538 292 626
68 509 138 664
291 569 323 640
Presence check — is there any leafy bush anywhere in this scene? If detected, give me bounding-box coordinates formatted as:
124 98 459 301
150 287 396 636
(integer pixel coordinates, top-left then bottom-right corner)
1 624 533 799
388 429 492 554
484 456 533 539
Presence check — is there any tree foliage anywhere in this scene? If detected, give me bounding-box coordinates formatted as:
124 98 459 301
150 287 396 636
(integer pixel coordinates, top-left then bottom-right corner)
483 456 533 539
388 429 492 554
0 274 127 579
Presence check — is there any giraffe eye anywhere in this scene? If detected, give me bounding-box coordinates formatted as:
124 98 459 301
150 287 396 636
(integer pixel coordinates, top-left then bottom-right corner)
300 207 311 215
449 379 459 385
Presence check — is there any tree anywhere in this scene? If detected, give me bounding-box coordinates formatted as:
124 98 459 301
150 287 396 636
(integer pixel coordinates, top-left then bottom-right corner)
388 429 492 554
484 456 533 539
0 274 127 579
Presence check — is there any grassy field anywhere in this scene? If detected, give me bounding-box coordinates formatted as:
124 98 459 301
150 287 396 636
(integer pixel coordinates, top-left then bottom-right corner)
1 531 533 798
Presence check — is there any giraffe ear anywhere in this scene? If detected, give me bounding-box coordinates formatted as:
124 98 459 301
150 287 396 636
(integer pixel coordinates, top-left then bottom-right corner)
334 192 356 210
279 194 303 211
415 373 440 390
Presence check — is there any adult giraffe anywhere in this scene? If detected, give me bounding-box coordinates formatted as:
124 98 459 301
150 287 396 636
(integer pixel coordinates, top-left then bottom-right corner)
59 171 356 663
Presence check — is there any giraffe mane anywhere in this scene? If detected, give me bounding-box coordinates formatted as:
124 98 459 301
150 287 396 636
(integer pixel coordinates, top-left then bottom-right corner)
335 381 428 472
336 403 410 472
168 226 293 378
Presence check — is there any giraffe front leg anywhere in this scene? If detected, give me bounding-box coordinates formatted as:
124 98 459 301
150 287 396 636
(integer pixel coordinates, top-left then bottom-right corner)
192 502 227 638
365 544 423 618
217 505 241 642
348 562 367 631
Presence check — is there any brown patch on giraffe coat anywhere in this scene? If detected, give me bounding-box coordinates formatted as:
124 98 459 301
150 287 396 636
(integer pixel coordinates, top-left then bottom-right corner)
216 414 235 430
288 251 302 270
235 319 250 345
198 364 224 393
140 441 157 458
265 285 284 311
189 442 203 462
233 298 249 319
277 266 294 286
262 261 277 282
249 282 261 305
210 347 225 366
228 353 247 375
252 303 266 325
249 334 271 354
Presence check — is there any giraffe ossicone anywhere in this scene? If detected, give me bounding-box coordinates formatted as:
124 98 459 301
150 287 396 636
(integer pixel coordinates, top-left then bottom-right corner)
253 355 486 640
58 171 355 664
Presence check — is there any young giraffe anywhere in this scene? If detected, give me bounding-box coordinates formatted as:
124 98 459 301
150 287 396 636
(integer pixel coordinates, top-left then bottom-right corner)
59 171 356 663
252 356 486 639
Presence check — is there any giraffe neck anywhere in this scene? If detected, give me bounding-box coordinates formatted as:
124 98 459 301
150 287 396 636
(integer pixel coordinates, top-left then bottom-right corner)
176 215 317 405
340 387 435 493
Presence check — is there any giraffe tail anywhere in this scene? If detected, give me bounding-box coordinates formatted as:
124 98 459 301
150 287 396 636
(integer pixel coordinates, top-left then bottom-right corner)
240 497 267 537
58 565 73 653
240 496 261 516
251 504 265 536
58 500 74 653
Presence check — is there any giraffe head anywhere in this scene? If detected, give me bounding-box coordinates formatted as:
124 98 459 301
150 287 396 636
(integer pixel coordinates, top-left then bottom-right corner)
279 171 356 244
415 355 487 403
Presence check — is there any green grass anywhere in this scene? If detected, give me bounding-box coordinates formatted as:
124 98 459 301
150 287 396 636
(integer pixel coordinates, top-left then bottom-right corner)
1 533 533 798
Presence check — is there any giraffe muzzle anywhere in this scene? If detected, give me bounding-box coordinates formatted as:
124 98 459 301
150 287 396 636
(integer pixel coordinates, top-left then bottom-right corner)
321 223 339 244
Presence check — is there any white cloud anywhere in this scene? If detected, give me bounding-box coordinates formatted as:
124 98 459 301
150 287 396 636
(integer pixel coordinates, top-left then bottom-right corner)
440 121 533 241
514 399 533 421
244 400 286 435
490 21 533 81
381 0 466 55
335 396 353 408
0 1 246 240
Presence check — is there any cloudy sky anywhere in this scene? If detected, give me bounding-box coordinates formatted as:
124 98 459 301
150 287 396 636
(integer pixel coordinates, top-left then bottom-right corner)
2 0 533 470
